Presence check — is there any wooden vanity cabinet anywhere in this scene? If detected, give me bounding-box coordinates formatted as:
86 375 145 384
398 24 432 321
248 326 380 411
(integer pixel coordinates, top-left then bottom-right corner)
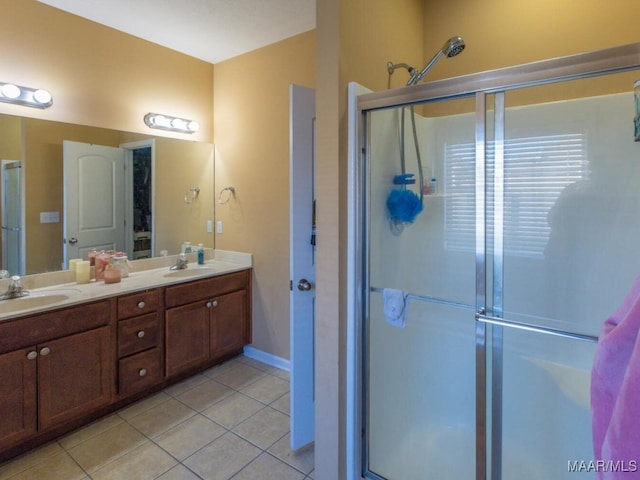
165 270 251 378
116 289 164 398
0 300 113 451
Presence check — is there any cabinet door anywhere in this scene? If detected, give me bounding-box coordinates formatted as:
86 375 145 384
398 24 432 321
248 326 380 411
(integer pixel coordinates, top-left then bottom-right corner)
38 326 113 430
165 302 210 378
210 289 247 360
0 348 37 449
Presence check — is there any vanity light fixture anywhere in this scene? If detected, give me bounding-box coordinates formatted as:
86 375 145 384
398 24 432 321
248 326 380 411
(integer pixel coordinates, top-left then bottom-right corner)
144 112 199 134
0 82 53 109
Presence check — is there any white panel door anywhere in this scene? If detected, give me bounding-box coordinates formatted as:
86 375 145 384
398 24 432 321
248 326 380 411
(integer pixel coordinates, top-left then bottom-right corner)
63 141 126 265
290 84 316 450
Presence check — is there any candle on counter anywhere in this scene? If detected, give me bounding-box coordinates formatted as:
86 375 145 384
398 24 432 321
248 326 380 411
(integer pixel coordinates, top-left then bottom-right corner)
76 261 91 284
68 258 82 271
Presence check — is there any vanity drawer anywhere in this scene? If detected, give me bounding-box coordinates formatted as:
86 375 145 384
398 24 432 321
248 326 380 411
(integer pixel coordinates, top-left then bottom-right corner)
118 313 160 358
118 347 163 397
117 289 161 320
165 270 249 308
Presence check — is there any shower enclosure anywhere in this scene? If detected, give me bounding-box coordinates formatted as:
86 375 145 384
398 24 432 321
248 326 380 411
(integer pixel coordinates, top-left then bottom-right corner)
351 43 640 479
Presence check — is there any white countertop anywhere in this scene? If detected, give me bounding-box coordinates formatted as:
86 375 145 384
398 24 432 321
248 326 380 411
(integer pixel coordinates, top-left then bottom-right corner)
0 250 252 321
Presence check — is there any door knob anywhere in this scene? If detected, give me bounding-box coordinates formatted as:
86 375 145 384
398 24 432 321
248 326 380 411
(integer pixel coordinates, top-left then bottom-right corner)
67 237 78 245
297 279 313 291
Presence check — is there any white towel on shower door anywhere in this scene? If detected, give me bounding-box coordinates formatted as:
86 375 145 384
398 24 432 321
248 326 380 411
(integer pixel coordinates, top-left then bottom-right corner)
383 288 409 328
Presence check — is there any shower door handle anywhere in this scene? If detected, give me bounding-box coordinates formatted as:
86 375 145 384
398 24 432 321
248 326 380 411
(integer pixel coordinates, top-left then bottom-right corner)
297 279 313 291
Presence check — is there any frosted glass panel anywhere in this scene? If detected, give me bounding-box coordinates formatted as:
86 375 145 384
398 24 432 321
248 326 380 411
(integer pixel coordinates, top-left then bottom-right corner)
500 91 640 336
365 101 476 479
500 327 596 479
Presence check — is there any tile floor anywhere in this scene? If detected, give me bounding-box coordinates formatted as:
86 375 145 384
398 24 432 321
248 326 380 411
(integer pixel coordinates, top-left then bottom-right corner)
0 356 314 480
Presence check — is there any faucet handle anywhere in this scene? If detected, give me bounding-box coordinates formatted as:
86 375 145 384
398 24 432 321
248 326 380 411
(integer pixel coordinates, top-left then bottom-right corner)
10 275 20 285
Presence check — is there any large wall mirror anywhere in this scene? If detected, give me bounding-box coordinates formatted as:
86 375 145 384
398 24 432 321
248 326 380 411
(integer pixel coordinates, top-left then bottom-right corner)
0 113 214 276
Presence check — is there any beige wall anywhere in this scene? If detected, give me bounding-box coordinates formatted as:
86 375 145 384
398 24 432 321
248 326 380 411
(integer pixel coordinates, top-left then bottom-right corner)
0 0 213 143
314 0 640 478
213 30 316 360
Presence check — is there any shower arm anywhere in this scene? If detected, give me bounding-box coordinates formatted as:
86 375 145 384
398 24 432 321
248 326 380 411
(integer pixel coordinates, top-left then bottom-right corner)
407 50 444 86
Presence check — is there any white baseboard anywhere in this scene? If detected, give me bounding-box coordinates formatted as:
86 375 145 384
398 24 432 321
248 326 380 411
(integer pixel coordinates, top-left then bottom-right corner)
243 345 291 372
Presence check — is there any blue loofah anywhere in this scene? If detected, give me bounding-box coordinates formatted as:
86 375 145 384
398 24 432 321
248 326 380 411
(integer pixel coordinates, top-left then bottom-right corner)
386 189 423 223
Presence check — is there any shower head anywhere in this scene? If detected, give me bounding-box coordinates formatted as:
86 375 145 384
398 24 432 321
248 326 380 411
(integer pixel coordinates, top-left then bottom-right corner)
442 36 465 58
407 35 466 85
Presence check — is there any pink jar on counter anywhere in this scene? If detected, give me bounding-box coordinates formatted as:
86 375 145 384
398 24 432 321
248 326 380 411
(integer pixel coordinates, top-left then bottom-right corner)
94 251 112 281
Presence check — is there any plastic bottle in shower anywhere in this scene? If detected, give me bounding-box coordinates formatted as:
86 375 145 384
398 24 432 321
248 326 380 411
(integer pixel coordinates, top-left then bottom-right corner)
429 178 438 195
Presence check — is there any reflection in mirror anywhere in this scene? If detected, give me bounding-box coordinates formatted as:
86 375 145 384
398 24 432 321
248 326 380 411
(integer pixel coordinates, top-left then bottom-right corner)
0 114 214 275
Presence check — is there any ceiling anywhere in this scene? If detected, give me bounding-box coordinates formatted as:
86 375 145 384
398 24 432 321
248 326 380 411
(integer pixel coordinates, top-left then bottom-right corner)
37 0 316 64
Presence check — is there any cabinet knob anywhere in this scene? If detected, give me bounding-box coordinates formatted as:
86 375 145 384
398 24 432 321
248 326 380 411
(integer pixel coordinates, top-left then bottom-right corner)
211 300 218 307
27 351 38 360
206 301 212 308
137 301 146 309
137 330 145 339
138 368 147 377
39 347 51 356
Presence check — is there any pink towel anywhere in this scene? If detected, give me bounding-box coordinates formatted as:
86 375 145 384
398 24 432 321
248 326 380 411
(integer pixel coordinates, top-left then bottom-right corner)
592 275 640 478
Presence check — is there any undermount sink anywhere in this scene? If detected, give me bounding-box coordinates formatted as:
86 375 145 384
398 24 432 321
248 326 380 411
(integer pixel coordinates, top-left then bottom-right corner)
0 290 78 314
163 267 219 278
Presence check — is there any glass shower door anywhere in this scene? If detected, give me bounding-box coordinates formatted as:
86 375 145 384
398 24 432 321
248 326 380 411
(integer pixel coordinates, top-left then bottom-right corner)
482 72 640 479
363 97 479 479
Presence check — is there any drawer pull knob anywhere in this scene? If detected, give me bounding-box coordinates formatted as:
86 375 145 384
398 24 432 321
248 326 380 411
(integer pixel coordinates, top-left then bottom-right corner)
27 351 38 360
139 368 147 377
137 330 145 339
211 300 218 307
137 301 146 309
206 301 212 308
39 347 51 356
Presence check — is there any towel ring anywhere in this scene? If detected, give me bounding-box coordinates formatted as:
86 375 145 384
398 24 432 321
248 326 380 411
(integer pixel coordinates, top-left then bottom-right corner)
218 186 235 205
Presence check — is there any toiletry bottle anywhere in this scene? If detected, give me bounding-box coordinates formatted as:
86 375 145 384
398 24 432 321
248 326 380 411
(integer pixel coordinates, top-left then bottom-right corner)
429 178 438 195
197 243 205 265
182 242 192 254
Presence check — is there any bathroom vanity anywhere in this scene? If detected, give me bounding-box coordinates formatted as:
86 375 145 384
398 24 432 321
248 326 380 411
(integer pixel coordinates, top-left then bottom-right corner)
0 252 252 462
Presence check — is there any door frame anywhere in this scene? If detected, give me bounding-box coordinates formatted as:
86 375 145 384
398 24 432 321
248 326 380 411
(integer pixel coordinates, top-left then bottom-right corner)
120 139 156 259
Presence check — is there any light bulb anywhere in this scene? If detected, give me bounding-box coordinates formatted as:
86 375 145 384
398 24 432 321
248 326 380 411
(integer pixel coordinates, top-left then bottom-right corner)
33 89 52 105
1 84 21 99
187 121 200 132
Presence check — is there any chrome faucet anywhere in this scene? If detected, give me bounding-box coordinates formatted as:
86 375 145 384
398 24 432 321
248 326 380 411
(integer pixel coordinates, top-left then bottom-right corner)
170 253 188 271
0 275 29 300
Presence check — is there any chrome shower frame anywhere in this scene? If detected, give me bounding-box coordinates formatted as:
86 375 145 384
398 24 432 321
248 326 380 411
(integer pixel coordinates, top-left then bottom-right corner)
351 42 640 480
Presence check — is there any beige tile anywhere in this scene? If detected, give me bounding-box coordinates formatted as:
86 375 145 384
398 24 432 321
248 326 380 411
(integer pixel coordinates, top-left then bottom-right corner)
233 406 290 449
126 397 196 438
238 357 281 374
91 442 177 480
270 392 291 415
184 432 261 480
0 442 65 479
208 362 266 390
67 421 147 473
176 379 234 411
268 433 314 474
117 392 172 420
5 451 87 480
163 373 210 397
273 368 290 381
202 392 265 428
232 453 305 480
201 356 244 378
155 464 202 480
59 414 125 449
154 414 226 461
240 375 289 404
